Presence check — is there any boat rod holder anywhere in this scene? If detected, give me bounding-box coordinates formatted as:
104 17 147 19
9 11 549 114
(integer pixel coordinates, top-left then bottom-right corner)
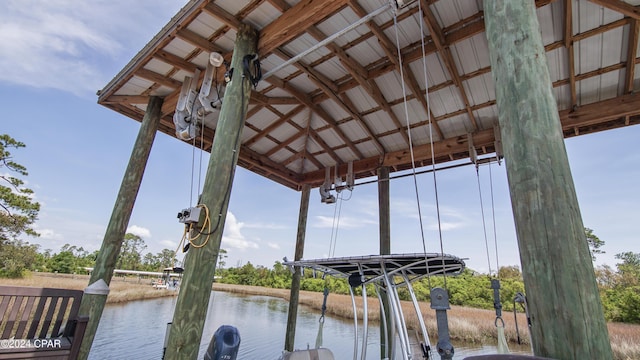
430 287 454 360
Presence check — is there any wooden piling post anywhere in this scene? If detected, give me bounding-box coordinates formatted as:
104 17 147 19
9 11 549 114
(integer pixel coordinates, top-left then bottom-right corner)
483 2 612 358
284 184 311 352
377 166 393 358
77 96 163 360
164 24 258 360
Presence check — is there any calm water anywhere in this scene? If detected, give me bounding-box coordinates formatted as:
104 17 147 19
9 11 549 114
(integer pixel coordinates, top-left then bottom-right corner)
90 291 528 359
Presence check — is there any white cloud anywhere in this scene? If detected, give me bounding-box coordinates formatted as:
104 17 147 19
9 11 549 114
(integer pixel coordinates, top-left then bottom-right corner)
160 239 177 249
222 212 259 250
0 1 181 96
36 228 64 241
313 215 376 229
391 198 468 231
267 242 280 250
126 225 151 239
428 221 465 231
243 222 288 230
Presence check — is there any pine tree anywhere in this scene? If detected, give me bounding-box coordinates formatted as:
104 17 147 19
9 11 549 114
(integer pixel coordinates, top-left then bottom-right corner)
1 134 41 277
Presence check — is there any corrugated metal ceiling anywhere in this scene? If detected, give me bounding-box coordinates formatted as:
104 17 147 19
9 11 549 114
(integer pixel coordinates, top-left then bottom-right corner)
97 0 640 190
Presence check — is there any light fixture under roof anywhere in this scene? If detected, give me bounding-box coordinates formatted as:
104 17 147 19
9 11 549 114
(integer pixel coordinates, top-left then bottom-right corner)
209 52 224 68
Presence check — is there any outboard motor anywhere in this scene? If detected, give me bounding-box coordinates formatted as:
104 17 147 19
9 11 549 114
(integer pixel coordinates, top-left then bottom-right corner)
204 325 241 360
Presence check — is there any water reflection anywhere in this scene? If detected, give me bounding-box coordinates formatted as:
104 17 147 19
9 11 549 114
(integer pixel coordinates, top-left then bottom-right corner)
90 291 526 359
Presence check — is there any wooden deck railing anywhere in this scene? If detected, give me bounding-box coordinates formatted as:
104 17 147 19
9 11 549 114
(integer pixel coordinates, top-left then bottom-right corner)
0 286 88 360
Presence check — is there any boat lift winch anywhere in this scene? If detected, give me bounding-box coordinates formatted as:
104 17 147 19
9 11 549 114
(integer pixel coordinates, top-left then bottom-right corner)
173 52 226 141
284 253 465 360
319 162 354 204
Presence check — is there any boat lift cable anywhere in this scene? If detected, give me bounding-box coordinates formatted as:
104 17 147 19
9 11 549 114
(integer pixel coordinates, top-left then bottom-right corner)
419 0 448 290
393 0 438 291
331 195 344 257
328 186 352 258
476 165 493 277
477 160 509 353
197 113 205 199
489 161 501 273
328 199 337 258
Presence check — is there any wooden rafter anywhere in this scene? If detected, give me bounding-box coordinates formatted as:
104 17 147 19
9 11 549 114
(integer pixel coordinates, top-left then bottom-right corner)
135 68 181 89
565 0 577 109
176 28 226 54
258 0 349 56
626 19 639 93
203 2 243 30
245 105 306 146
306 27 411 147
589 0 640 19
271 47 386 154
97 0 640 190
420 0 478 131
346 1 446 141
264 77 360 162
266 0 389 154
301 92 640 186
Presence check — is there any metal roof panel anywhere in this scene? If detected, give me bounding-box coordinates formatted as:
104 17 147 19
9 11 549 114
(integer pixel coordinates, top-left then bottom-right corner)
164 38 198 59
243 2 281 29
115 76 154 95
188 12 225 38
439 113 471 138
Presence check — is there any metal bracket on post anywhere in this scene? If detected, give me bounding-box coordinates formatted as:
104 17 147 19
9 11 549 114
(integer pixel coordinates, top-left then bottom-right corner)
430 287 454 360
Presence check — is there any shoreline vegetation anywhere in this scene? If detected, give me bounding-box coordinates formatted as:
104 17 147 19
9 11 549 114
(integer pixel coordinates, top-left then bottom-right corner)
2 273 638 359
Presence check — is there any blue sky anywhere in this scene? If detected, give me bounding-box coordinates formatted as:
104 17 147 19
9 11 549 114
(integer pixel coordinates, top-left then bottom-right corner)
1 1 638 274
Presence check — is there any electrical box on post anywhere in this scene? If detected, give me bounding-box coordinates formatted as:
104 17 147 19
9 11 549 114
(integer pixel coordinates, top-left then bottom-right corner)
177 206 202 224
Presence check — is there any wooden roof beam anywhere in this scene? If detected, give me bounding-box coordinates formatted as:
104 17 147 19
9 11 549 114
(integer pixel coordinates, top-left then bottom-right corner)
101 95 149 104
245 105 306 146
249 91 299 105
401 63 445 141
262 0 386 153
560 91 640 126
266 0 289 12
239 146 303 187
203 2 243 30
305 27 410 148
176 28 227 54
322 1 409 145
565 0 577 109
264 77 354 163
420 0 478 131
265 130 305 158
258 0 349 56
352 2 441 145
589 0 640 19
625 20 639 93
274 49 376 157
269 130 326 170
136 68 181 89
265 1 386 155
301 91 640 187
154 50 199 73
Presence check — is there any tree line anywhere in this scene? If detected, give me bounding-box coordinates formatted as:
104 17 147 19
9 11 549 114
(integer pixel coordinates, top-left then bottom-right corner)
0 234 177 276
215 256 639 324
